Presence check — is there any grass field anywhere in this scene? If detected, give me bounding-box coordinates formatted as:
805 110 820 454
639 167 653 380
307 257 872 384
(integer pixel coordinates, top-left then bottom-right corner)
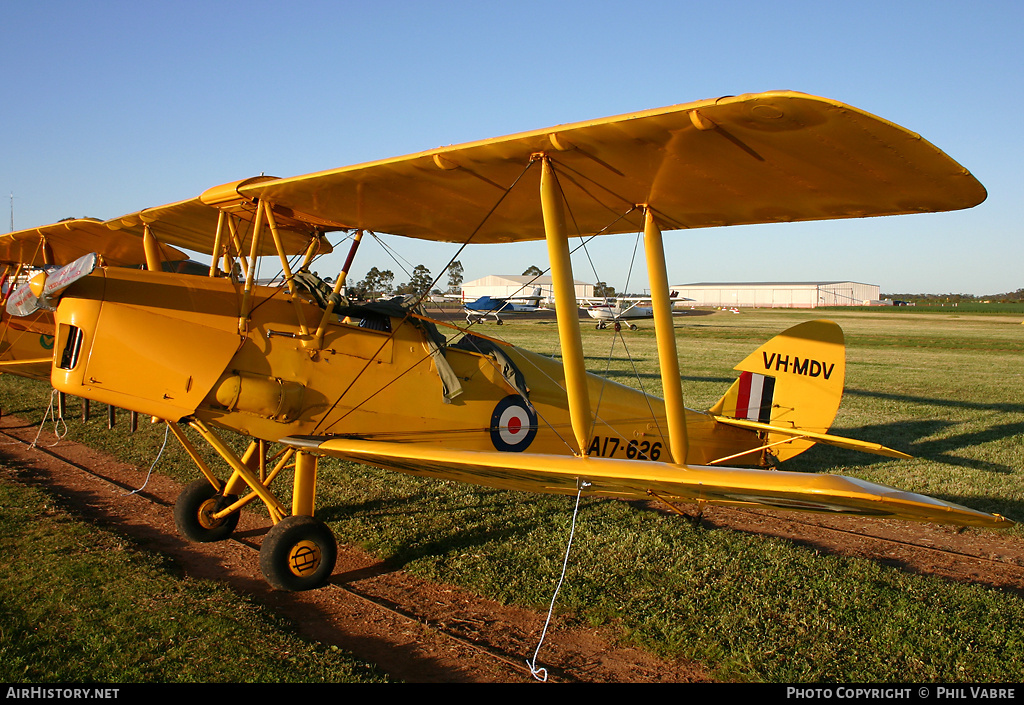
1 308 1022 682
0 475 391 683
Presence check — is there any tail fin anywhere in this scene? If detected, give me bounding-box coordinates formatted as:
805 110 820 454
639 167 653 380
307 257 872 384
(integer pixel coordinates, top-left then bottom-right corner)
709 320 845 462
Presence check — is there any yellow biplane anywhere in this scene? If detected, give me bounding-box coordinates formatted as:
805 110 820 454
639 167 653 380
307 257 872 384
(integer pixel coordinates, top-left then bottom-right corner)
8 91 1011 591
0 218 185 382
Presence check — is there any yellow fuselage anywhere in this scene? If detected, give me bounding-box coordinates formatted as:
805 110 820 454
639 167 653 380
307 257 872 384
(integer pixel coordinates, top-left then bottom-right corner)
50 267 760 466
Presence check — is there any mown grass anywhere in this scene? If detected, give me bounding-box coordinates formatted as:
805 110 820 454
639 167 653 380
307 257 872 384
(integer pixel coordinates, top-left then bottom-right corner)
0 473 390 683
1 308 1022 682
821 303 1024 315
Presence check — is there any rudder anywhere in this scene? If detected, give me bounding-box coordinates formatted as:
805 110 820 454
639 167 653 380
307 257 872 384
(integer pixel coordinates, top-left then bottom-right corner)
709 320 845 462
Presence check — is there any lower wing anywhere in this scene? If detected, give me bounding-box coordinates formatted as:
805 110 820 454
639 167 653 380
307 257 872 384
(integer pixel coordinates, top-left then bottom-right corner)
283 437 1010 528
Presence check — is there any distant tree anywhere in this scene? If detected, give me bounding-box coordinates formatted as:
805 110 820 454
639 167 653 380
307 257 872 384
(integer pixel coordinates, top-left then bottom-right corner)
358 267 394 299
447 260 464 294
594 281 617 298
522 265 543 277
397 264 433 299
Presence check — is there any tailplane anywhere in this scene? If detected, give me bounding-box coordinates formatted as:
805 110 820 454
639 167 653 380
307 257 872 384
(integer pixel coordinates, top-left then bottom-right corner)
522 286 543 303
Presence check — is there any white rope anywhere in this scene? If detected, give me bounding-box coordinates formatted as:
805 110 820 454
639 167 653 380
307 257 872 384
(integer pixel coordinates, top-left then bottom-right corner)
123 421 171 496
29 389 68 448
527 479 590 682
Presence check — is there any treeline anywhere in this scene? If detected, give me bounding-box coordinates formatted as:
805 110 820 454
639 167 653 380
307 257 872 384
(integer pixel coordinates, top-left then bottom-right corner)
883 289 1024 304
347 261 465 300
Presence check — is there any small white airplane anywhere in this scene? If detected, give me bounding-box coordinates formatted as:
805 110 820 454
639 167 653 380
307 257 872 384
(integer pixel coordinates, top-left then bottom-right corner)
582 293 691 330
455 286 546 324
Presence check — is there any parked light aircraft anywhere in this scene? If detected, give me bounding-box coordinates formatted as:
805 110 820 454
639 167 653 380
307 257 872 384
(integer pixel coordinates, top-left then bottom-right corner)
8 91 1011 592
0 218 184 381
582 293 691 330
457 287 546 324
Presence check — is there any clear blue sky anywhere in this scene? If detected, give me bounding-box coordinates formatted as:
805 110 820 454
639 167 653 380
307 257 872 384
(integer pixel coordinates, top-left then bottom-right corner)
4 0 1021 295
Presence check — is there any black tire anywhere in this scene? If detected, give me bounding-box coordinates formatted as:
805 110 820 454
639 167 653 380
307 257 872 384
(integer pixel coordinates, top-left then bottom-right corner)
259 515 338 591
173 479 239 543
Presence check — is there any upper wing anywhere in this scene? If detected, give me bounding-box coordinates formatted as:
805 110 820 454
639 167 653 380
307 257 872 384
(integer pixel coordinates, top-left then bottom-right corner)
285 437 1010 528
104 178 336 255
7 178 336 260
241 91 986 243
13 92 984 252
0 218 186 267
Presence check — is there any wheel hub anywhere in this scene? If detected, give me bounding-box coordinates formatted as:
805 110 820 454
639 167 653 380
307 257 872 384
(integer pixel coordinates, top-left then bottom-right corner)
287 540 322 577
197 498 225 530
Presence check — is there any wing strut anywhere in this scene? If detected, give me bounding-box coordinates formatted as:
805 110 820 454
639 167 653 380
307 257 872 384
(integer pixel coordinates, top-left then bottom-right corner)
540 156 591 456
209 211 226 277
262 202 311 341
238 202 266 335
642 208 689 465
142 225 163 272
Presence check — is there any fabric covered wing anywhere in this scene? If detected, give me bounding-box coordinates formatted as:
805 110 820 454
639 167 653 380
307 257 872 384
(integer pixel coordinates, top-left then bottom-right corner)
104 195 333 257
245 91 986 243
0 218 186 267
284 437 1011 528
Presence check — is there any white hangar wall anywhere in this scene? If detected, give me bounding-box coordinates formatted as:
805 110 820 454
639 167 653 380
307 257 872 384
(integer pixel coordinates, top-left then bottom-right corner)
669 281 881 308
460 275 593 301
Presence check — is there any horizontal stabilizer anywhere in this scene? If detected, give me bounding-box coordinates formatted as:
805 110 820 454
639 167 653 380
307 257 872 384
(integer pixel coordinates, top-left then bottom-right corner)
711 415 912 459
282 437 1009 528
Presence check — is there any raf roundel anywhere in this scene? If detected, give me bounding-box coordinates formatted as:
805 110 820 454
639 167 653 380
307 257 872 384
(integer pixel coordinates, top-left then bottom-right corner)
489 395 538 452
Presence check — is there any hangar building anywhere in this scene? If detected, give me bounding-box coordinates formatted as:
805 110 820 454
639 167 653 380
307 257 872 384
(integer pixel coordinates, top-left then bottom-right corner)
460 275 593 302
669 281 881 308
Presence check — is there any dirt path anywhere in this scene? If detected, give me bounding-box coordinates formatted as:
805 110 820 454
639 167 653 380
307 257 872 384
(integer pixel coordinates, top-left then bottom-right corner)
0 415 708 683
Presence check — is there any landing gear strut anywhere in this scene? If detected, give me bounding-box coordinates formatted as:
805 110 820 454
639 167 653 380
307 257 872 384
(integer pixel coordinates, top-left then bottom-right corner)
166 419 339 591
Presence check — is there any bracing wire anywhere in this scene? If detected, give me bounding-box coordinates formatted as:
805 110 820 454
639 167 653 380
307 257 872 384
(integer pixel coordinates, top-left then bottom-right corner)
312 159 539 434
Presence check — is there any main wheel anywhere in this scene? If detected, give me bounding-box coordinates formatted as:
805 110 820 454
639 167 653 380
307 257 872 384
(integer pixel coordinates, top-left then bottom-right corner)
259 515 338 591
173 479 239 543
